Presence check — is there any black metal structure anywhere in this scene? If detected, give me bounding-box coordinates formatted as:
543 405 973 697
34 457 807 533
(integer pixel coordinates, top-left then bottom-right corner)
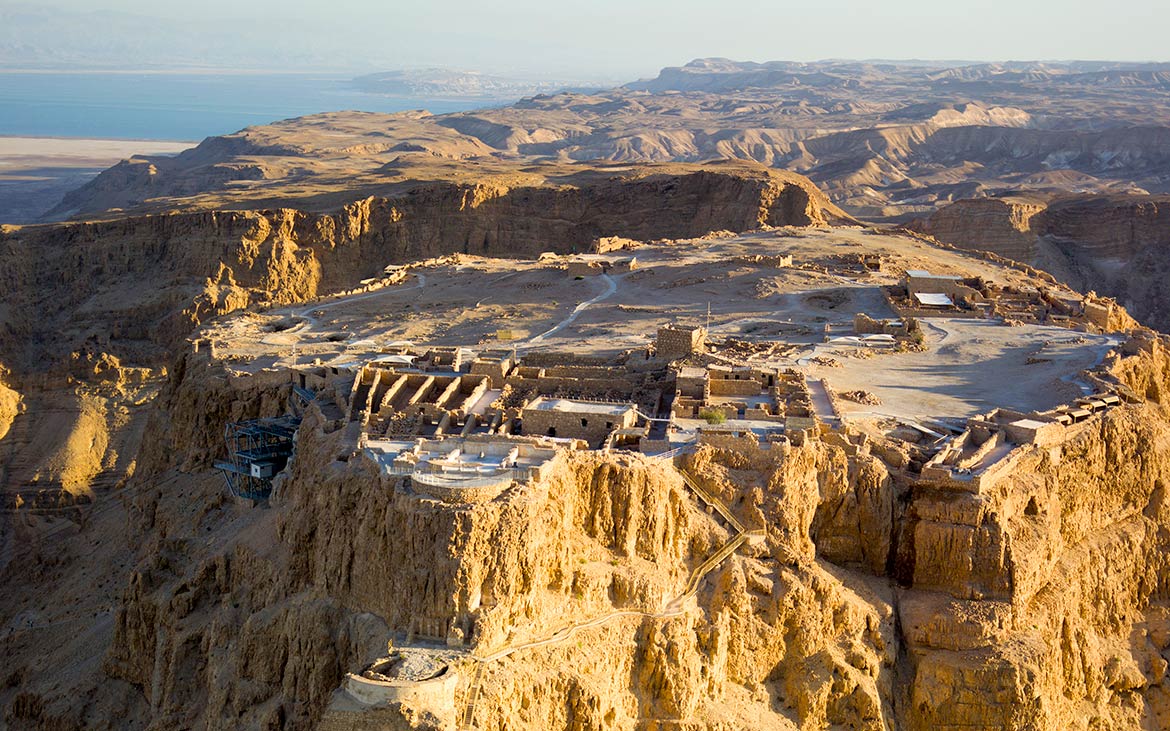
214 416 301 501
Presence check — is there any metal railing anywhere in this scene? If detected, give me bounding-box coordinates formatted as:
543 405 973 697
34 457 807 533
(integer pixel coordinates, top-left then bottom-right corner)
383 463 531 483
674 467 744 533
460 662 485 729
647 441 697 461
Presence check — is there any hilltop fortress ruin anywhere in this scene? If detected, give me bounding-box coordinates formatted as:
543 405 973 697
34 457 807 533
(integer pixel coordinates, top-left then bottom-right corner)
43 222 1153 731
1 169 1169 730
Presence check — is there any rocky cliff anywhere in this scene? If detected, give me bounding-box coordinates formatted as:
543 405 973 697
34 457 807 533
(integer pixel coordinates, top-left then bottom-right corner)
7 329 1170 730
0 163 845 375
916 194 1170 332
0 162 844 508
90 356 901 730
911 196 1048 262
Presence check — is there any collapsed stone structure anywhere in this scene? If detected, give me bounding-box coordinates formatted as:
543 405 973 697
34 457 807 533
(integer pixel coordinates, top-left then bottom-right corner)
887 267 1133 331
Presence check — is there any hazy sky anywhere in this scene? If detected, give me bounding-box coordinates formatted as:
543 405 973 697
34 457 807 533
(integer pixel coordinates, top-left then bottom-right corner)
4 0 1168 77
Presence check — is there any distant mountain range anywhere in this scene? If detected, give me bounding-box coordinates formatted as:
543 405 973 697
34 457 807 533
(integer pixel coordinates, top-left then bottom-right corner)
352 69 607 100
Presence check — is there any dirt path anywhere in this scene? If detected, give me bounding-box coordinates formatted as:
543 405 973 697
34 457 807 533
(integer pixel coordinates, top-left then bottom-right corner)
521 273 619 349
297 272 428 324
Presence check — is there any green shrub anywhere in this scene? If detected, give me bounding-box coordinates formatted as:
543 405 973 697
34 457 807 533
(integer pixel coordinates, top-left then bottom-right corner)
699 408 726 425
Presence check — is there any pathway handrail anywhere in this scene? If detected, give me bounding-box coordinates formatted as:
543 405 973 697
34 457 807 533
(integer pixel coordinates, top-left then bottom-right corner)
453 446 758 730
648 441 697 461
673 466 744 533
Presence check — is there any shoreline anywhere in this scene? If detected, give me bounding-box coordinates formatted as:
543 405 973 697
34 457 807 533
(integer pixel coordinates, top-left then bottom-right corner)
0 134 199 146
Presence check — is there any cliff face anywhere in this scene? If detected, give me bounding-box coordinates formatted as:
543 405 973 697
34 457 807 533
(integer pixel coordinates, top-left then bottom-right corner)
8 333 1170 730
900 335 1170 730
276 439 712 653
0 163 843 511
916 194 1170 332
0 165 844 375
912 197 1047 262
95 360 904 731
94 356 724 730
0 370 20 442
1037 197 1170 332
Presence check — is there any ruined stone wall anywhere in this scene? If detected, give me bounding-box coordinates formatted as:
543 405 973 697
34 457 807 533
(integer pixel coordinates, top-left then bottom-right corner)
520 406 636 446
914 195 1170 332
707 378 765 397
656 326 705 359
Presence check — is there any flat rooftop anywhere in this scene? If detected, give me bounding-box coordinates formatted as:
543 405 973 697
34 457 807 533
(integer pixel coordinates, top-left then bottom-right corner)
526 397 634 415
906 270 963 280
1010 418 1050 431
914 293 954 307
366 436 559 474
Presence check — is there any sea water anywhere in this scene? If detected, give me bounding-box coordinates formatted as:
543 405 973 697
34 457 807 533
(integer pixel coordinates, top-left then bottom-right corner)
0 71 494 141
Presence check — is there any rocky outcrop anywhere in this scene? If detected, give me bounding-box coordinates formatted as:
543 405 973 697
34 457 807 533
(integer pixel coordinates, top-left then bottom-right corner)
912 196 1048 262
0 367 21 442
66 353 892 730
9 331 1170 730
0 164 845 376
0 162 845 561
898 333 1170 730
916 194 1170 332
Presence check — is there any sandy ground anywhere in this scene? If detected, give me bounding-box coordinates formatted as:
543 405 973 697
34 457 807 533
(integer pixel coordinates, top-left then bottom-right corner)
0 136 194 161
805 319 1119 421
0 136 194 224
204 226 1117 429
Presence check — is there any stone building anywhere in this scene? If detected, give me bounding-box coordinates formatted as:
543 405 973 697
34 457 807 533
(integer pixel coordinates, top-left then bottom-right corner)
521 397 638 446
657 325 707 360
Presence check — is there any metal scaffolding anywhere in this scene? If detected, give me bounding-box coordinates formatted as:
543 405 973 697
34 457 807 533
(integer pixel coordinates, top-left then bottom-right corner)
214 416 301 501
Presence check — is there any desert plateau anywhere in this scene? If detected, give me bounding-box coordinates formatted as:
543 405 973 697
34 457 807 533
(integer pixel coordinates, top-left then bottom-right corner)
3 6 1170 730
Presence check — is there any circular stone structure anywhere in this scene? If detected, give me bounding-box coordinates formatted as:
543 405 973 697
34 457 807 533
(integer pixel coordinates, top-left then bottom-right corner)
344 653 460 716
409 469 514 503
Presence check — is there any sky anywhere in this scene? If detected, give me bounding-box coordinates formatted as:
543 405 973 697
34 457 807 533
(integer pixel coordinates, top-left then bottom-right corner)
2 0 1167 78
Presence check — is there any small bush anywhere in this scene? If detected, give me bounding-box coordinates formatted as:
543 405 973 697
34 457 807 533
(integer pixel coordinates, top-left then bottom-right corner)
699 408 726 425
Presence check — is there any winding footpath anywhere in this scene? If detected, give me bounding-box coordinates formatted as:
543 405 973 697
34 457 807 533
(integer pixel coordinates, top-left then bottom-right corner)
520 273 619 349
459 458 762 729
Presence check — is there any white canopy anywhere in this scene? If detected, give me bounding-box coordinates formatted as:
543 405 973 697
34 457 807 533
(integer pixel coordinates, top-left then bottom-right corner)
913 292 953 307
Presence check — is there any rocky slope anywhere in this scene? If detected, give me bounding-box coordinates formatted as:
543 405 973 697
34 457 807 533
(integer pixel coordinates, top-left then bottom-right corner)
4 350 899 730
0 161 844 537
34 59 1170 225
915 194 1170 331
1 201 1167 729
0 162 844 375
6 326 1170 730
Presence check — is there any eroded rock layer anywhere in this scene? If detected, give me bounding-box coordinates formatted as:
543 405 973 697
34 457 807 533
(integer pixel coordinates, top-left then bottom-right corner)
7 329 1170 730
0 163 844 373
916 194 1170 332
